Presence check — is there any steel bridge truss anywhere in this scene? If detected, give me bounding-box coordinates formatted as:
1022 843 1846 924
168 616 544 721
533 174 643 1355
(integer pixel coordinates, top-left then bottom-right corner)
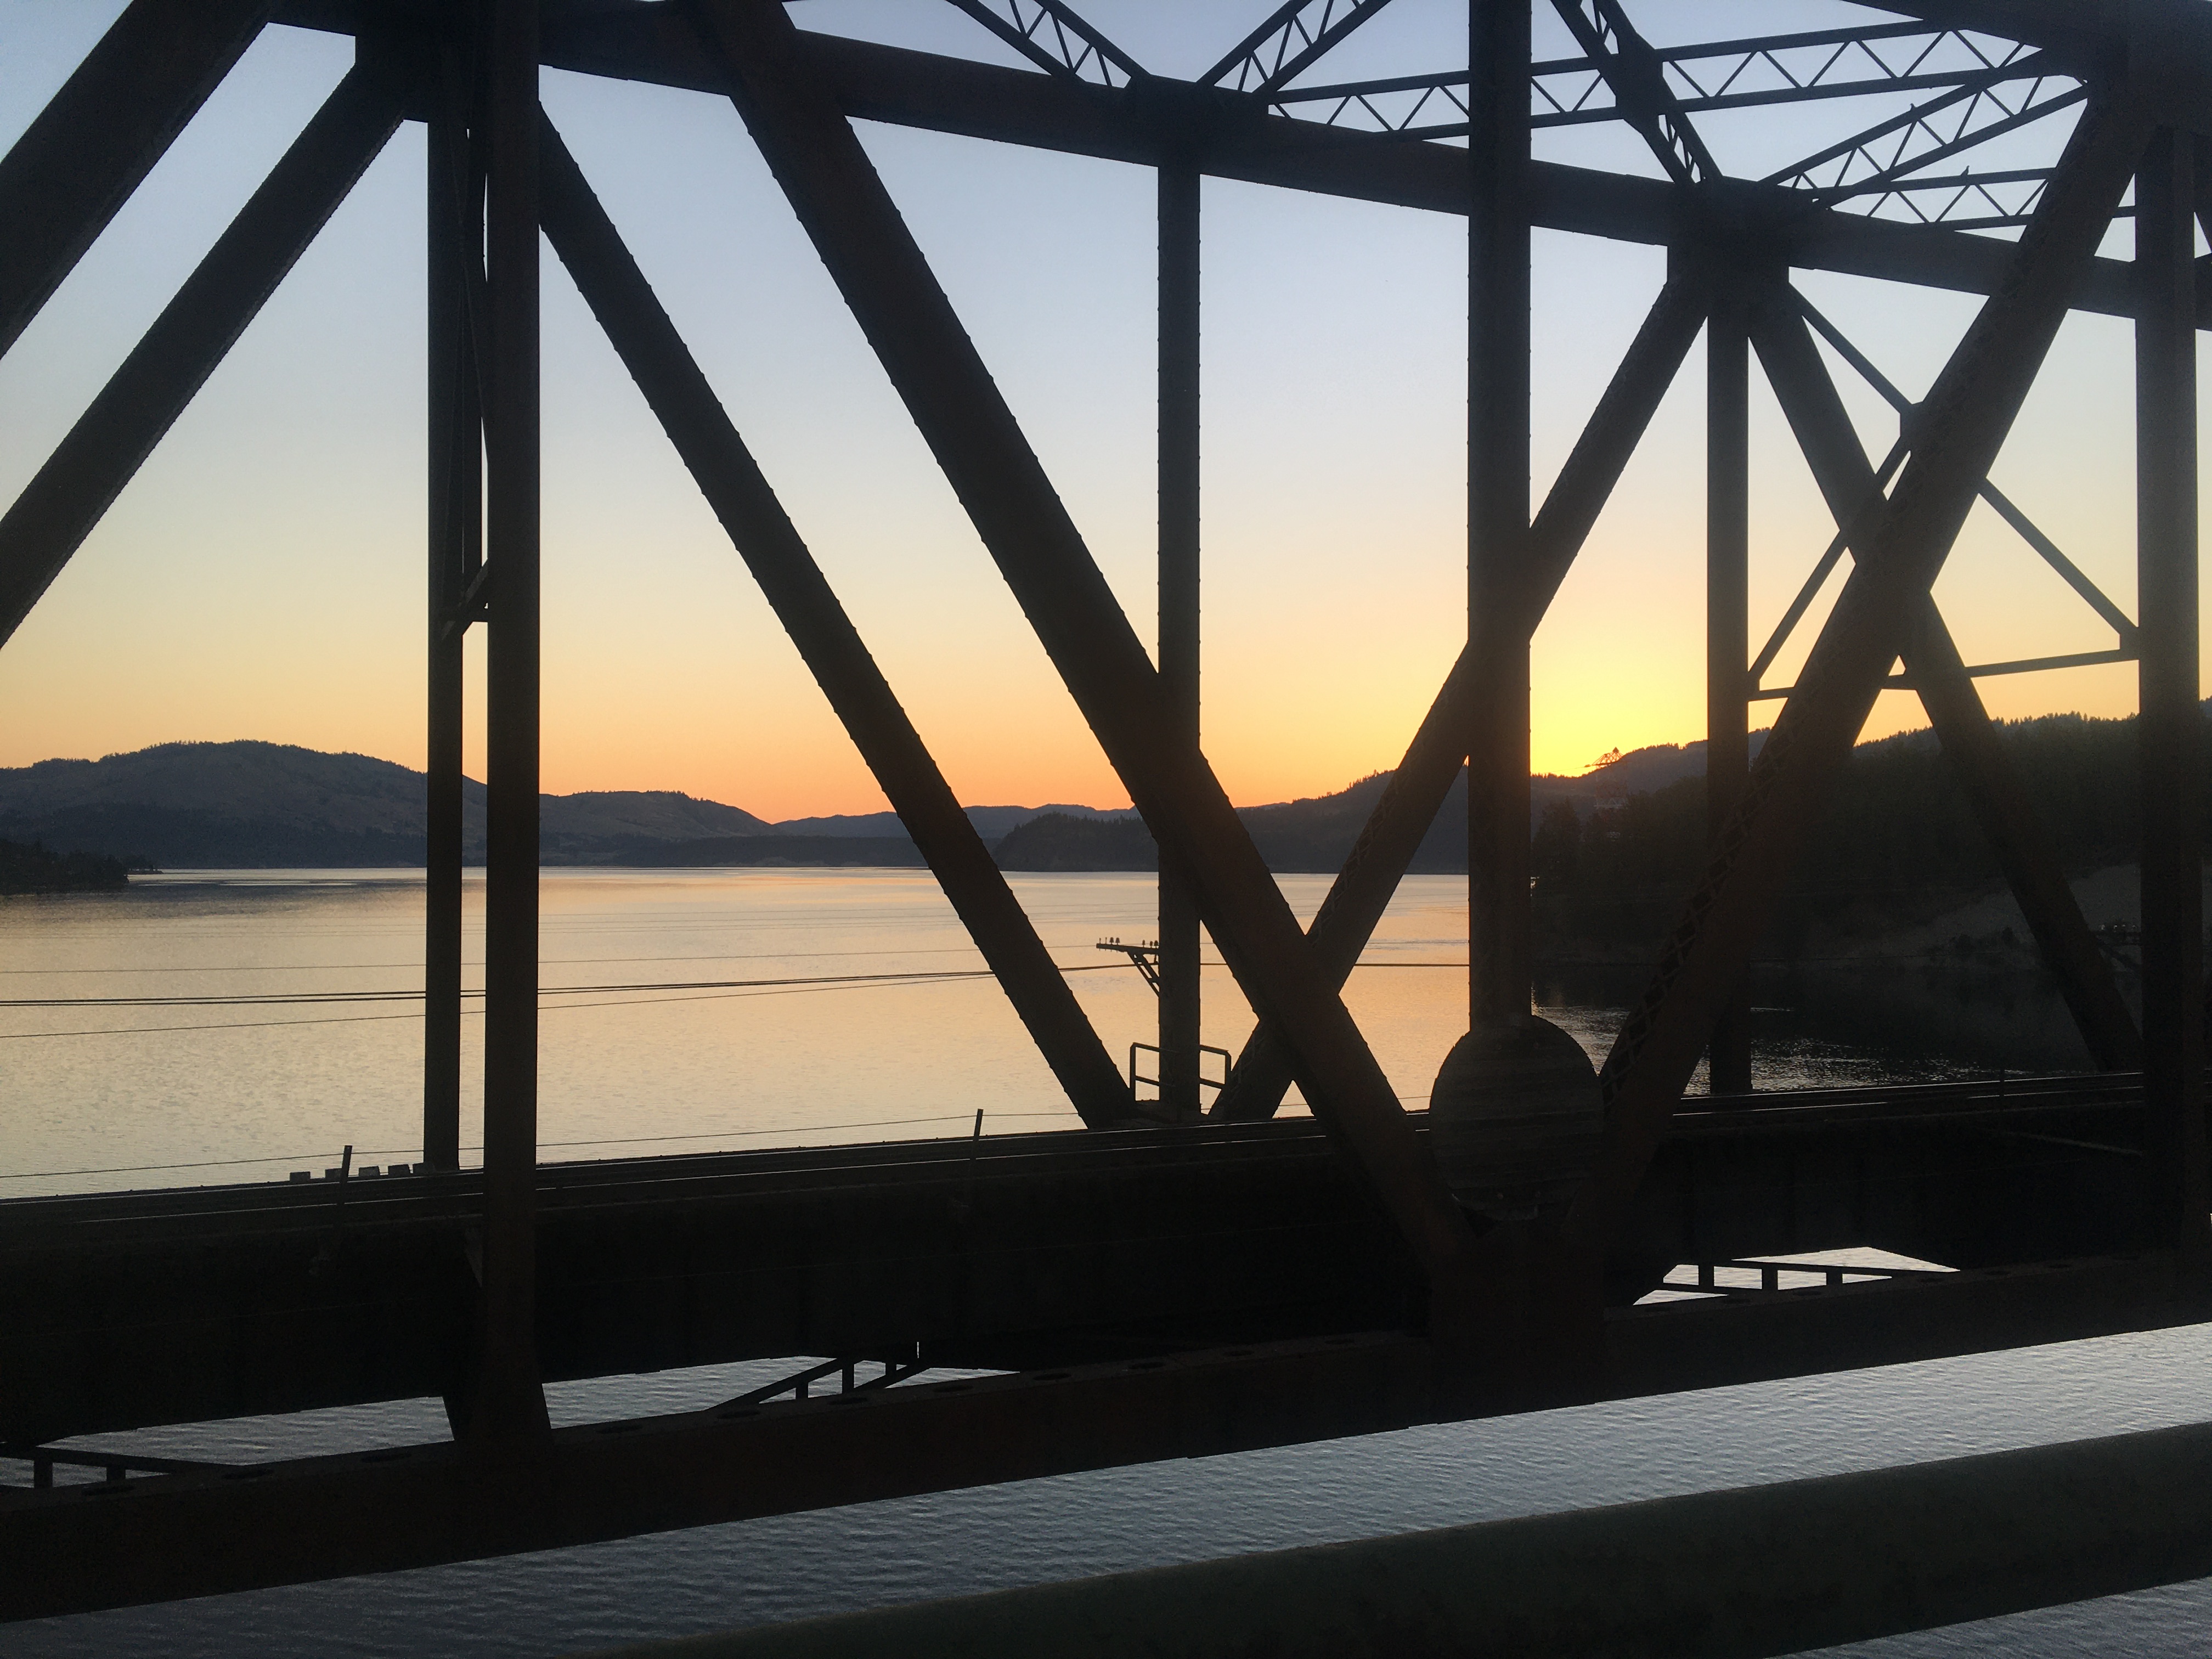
1 0 2210 1632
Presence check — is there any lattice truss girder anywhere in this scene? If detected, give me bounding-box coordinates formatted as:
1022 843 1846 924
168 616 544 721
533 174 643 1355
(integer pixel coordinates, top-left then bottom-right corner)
941 0 1144 87
1199 0 1401 93
1222 0 2092 230
946 0 2106 232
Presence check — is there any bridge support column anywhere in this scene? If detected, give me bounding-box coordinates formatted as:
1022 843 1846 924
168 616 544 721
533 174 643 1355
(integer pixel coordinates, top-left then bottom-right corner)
475 0 549 1440
423 49 478 1177
2135 126 2209 1246
1706 269 1753 1094
1158 161 1202 1121
1468 0 1532 1033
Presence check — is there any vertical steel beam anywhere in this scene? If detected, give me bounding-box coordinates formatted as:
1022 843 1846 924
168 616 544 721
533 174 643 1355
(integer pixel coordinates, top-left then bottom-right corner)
1705 272 1753 1095
535 114 1131 1129
1748 294 2143 1073
2197 137 2212 231
1467 0 1533 1032
0 71 403 648
473 0 550 1440
2135 127 2210 1246
424 55 482 1177
685 0 1477 1307
1545 0 1716 188
1210 275 1706 1121
2191 130 2212 1070
1580 99 2149 1250
0 0 272 359
1158 162 1203 1120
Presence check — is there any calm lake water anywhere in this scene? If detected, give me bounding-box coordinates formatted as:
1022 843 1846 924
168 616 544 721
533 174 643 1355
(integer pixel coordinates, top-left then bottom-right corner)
3 868 2204 1656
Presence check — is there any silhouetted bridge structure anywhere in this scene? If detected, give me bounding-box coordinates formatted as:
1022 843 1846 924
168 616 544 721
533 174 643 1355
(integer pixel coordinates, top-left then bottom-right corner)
4 0 2212 1649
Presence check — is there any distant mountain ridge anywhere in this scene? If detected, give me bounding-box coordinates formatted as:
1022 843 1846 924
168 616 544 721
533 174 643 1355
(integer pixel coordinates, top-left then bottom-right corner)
0 733 1784 873
0 742 775 867
0 742 1131 869
774 804 1136 840
994 733 1778 872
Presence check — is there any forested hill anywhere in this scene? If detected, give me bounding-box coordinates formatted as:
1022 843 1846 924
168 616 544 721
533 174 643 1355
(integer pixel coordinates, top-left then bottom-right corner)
0 837 132 895
994 736 1766 873
1532 710 2182 906
0 742 772 867
9 716 2186 882
994 712 2196 890
0 742 1133 869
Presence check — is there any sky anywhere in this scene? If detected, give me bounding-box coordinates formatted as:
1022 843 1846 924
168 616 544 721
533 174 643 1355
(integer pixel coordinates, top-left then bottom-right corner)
0 1 2204 820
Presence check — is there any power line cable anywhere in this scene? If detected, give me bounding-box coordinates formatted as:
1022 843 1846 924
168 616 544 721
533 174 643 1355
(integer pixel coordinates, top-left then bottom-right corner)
0 966 1064 1008
0 961 1481 1014
0 945 1007 977
0 961 1477 1041
0 1110 1090 1182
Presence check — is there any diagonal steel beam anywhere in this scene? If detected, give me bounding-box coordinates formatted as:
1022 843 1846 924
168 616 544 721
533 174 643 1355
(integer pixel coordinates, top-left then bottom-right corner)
1748 289 2143 1072
0 67 404 651
939 0 1146 87
0 0 273 360
536 112 1133 1128
1767 76 2086 199
1548 0 1720 187
1200 0 1398 95
1575 94 2152 1251
1211 274 1708 1121
1750 475 1889 690
1889 0 2212 136
681 0 1479 1305
1792 292 2138 647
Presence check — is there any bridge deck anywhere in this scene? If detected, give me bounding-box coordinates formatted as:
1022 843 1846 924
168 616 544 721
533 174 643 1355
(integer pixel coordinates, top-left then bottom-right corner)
0 1073 2160 1446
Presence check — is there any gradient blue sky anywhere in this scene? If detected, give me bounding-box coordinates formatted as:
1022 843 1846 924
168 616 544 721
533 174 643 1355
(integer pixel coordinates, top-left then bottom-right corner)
0 1 2201 817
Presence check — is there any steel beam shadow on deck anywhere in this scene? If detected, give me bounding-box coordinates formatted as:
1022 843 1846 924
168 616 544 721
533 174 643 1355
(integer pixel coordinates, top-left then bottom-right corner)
3 1245 2208 1622
578 1414 2212 1659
